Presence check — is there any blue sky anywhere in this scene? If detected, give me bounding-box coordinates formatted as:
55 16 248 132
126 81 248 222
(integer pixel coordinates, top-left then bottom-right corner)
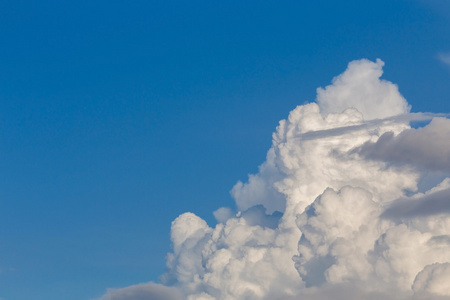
1 1 450 299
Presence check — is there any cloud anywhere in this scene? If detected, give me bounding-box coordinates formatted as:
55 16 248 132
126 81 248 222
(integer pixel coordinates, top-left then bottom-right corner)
213 207 235 223
316 58 410 120
294 186 382 287
437 52 450 66
98 59 450 299
230 148 286 214
268 283 450 300
295 183 450 295
355 117 450 171
413 263 450 296
298 112 448 142
382 187 450 219
96 282 183 300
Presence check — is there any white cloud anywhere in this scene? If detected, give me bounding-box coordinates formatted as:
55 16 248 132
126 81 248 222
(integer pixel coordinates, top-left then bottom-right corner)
98 59 450 299
231 148 286 214
316 58 410 120
213 207 235 223
438 52 450 66
296 183 450 295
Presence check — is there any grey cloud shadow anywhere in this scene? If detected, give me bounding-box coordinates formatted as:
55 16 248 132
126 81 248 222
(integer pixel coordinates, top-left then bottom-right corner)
381 188 450 220
354 117 450 171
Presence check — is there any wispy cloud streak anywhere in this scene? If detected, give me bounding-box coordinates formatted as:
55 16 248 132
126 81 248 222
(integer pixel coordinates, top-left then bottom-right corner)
438 52 450 66
299 112 449 141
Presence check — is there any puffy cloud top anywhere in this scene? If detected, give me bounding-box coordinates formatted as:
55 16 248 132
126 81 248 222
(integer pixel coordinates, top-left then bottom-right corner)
317 59 410 120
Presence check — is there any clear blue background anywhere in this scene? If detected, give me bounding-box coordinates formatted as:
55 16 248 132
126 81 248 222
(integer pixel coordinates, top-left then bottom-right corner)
0 1 449 299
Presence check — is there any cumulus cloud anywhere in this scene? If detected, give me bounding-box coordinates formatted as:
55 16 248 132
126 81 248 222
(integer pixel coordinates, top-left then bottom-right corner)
98 59 450 300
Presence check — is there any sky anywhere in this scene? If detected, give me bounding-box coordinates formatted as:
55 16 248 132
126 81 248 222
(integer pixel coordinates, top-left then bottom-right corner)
1 1 450 300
